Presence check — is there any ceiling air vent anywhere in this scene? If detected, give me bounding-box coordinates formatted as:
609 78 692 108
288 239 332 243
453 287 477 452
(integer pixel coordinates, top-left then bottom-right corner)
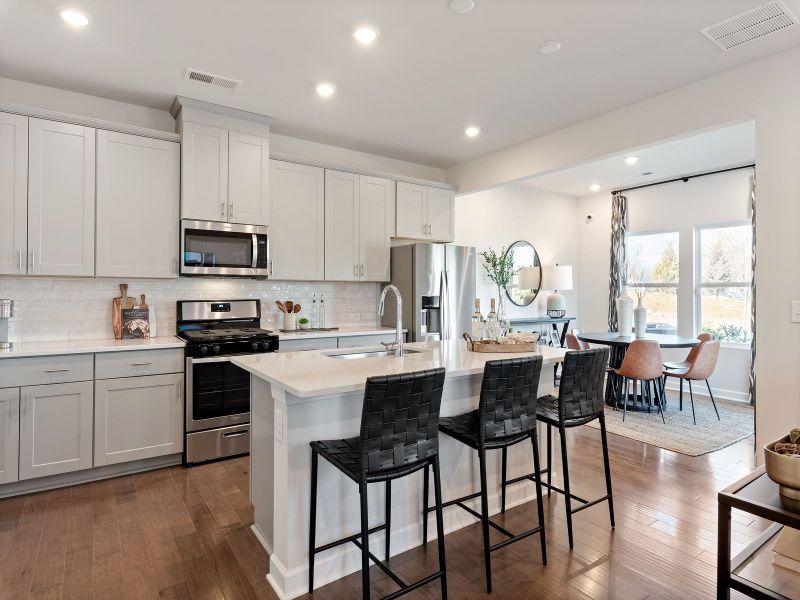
185 68 241 90
701 1 797 51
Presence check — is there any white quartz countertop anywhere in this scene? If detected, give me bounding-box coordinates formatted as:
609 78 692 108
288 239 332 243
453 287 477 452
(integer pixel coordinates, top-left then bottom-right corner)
0 336 185 359
276 326 403 340
232 340 567 398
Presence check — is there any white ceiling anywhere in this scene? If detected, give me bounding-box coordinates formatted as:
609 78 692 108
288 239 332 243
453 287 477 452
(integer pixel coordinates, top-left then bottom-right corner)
0 1 797 168
519 121 756 197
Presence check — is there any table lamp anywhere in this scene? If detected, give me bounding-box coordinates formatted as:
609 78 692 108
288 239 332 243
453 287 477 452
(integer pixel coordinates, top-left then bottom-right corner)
542 264 572 317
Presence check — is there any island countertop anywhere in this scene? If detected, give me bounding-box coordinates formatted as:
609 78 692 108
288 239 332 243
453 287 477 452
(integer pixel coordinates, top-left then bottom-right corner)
232 340 567 398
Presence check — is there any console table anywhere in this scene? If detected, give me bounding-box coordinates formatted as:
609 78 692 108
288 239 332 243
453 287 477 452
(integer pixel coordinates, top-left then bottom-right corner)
717 466 800 599
509 316 574 347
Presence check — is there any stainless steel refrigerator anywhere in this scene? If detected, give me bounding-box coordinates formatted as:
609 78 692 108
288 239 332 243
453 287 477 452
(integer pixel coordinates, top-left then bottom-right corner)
383 243 477 342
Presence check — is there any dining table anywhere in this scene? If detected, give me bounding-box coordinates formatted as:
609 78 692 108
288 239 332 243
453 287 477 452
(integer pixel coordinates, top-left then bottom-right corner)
575 331 700 412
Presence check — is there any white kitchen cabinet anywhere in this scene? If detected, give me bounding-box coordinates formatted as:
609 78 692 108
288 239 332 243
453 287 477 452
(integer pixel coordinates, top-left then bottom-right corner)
181 122 229 222
0 388 19 485
358 176 393 281
395 182 454 243
94 374 183 466
269 160 325 280
19 381 93 480
27 118 95 276
228 131 269 225
0 113 28 276
96 130 180 278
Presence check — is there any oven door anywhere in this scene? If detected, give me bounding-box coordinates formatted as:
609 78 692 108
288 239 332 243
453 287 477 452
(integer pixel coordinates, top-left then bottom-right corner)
181 219 268 277
186 356 251 432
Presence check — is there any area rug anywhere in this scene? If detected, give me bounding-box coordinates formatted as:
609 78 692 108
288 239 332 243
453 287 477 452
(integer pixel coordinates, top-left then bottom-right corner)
586 393 754 456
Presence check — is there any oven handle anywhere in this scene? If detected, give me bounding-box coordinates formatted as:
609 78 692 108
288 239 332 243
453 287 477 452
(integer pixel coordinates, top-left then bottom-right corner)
222 430 249 438
189 356 233 364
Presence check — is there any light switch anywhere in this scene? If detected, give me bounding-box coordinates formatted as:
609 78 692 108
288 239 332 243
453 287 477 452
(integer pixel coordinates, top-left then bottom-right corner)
792 301 800 323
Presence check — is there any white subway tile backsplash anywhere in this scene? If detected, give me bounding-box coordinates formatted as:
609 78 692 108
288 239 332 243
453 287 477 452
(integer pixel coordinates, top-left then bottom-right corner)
0 276 380 342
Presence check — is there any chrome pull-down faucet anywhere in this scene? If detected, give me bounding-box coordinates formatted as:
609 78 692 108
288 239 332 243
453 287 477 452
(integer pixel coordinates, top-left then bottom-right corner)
378 285 404 357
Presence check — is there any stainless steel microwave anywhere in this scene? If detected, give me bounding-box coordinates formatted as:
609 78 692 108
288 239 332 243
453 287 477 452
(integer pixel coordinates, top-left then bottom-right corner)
180 220 269 277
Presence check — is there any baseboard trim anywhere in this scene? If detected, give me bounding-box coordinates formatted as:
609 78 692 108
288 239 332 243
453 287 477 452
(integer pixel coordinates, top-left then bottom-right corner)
662 380 750 404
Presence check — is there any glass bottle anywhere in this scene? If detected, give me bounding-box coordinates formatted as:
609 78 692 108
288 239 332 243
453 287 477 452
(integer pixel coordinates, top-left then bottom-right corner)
311 293 319 329
319 293 326 329
486 298 499 340
471 298 484 340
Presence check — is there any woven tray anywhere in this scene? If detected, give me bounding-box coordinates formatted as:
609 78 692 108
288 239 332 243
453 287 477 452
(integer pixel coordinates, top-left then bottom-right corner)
463 333 538 353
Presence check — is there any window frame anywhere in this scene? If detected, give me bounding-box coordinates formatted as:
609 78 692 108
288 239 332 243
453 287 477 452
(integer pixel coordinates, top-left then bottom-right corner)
626 228 680 334
694 221 753 348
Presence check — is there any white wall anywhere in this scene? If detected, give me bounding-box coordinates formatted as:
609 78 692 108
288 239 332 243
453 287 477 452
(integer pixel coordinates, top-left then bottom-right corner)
448 47 800 455
454 184 579 323
577 169 753 401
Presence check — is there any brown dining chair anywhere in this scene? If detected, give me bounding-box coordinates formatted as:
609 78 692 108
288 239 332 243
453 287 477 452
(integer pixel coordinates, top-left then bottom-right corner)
566 328 590 351
663 333 714 412
662 340 720 425
614 339 665 423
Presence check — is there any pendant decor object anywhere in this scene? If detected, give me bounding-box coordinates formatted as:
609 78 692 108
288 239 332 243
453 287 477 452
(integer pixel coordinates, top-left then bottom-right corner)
616 290 633 336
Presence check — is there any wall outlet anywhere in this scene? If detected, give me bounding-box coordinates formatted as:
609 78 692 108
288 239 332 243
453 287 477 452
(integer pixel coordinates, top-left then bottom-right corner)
792 301 800 323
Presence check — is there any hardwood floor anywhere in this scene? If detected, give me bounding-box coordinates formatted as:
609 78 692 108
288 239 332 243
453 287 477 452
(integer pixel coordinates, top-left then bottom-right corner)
0 428 760 600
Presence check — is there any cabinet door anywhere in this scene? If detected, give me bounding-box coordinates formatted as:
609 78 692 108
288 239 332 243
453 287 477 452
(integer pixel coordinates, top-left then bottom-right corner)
94 374 183 466
395 182 427 240
181 122 229 222
0 388 20 484
19 381 93 480
28 119 95 276
427 187 455 243
96 131 180 278
228 132 269 225
0 113 28 275
269 160 325 280
325 170 359 281
359 176 393 281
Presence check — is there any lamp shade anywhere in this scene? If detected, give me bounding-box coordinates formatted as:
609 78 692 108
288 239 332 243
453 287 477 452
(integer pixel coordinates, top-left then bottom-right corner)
517 266 541 290
542 265 573 291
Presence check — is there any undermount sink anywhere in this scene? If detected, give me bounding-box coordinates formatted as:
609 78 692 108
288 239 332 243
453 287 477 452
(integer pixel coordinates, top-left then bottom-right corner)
326 348 421 360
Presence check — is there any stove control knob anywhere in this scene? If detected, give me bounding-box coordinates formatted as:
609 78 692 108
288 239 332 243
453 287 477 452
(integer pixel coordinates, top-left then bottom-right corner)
212 345 221 354
260 341 271 351
251 341 260 351
200 345 209 355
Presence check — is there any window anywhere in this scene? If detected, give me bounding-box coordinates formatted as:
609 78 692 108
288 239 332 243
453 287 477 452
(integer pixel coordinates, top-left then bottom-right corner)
698 224 752 344
627 231 679 334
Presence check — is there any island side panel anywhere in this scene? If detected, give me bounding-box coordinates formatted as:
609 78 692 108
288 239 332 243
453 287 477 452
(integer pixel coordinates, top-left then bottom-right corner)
250 376 275 553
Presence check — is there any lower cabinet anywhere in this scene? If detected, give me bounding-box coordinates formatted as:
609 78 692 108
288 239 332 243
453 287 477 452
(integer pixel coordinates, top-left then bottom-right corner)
0 388 19 484
94 373 183 466
19 381 93 480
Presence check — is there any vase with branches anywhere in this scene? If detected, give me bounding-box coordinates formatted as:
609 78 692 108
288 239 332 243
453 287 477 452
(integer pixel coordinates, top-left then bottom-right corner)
479 247 519 336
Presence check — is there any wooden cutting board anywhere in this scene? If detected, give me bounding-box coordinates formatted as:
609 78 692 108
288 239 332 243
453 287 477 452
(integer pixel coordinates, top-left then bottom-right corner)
112 283 135 339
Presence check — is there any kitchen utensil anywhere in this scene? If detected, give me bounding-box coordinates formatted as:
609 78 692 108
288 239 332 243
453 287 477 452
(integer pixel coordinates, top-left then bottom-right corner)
139 294 148 309
112 283 134 339
120 284 135 309
293 304 301 313
285 300 294 313
276 301 287 313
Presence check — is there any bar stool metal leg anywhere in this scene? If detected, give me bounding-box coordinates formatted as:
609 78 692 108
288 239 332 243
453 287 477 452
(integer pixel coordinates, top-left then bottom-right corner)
530 434 548 565
559 425 574 549
385 480 392 560
432 459 448 599
422 464 429 544
501 447 508 513
308 449 319 593
360 482 371 600
478 449 492 593
546 423 552 498
599 413 615 529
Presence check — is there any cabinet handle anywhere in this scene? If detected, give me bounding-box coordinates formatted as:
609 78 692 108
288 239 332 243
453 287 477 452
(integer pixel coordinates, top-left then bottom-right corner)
222 430 248 438
18 249 23 273
30 249 35 272
220 202 226 219
229 202 234 221
354 264 358 277
268 259 273 277
360 264 364 277
22 395 28 416
132 362 152 367
45 368 70 373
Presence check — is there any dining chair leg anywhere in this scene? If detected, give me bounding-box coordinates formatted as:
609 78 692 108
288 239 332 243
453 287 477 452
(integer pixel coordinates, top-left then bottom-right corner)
706 379 721 420
679 378 683 411
478 448 492 592
644 379 651 412
501 446 508 513
559 425 574 549
385 480 391 560
308 449 318 593
432 459 448 599
359 482 371 600
655 379 666 424
422 464 429 544
546 423 552 498
599 413 615 529
622 377 628 422
688 379 697 425
530 434 548 565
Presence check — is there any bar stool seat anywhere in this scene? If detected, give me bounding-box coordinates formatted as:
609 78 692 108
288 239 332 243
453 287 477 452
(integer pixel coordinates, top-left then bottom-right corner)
439 410 532 450
311 437 434 482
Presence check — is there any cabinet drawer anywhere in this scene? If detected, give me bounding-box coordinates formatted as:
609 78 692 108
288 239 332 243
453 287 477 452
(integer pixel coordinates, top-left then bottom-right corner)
278 337 338 353
0 354 94 388
337 334 398 349
95 349 184 379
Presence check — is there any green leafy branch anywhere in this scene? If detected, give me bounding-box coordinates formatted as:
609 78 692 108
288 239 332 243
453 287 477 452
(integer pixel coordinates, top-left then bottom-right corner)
479 247 520 289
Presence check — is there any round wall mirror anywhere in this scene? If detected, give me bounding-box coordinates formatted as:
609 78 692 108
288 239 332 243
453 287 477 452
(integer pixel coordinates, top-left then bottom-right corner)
504 241 541 307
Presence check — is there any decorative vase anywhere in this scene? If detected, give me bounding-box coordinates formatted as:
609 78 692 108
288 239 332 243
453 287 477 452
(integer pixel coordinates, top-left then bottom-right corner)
616 290 633 336
496 288 509 337
634 298 647 337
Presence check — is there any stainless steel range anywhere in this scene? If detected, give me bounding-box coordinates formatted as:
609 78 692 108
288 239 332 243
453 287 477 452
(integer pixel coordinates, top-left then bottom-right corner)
177 299 279 465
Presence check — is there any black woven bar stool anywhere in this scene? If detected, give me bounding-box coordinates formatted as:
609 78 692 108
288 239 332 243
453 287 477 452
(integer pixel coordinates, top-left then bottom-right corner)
424 356 546 593
308 368 448 600
502 348 614 550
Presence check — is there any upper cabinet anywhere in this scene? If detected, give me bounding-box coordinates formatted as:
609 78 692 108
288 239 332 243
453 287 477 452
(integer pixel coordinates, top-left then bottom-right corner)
28 118 96 277
96 131 180 278
181 122 228 222
228 132 269 225
0 113 28 276
269 160 325 280
395 182 454 243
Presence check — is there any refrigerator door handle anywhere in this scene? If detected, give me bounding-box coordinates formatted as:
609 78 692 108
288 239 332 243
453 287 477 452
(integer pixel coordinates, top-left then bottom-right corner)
441 269 450 340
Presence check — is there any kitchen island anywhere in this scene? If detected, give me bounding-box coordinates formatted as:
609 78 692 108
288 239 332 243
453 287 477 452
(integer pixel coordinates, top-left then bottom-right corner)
232 340 566 599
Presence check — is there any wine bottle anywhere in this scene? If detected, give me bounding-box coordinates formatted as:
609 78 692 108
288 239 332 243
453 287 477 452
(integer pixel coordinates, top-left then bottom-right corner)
471 298 484 340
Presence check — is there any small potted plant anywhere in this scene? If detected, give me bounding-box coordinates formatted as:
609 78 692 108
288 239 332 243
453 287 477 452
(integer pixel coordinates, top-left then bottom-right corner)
298 317 310 330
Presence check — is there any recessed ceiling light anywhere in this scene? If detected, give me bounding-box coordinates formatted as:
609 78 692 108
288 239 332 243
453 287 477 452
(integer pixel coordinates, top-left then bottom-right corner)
60 9 89 27
353 25 379 45
465 126 480 138
538 40 562 55
590 183 600 192
316 83 336 98
625 156 639 165
449 0 475 15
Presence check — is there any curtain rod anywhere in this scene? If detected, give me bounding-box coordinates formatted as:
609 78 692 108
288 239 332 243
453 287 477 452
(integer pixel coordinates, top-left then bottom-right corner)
611 163 755 195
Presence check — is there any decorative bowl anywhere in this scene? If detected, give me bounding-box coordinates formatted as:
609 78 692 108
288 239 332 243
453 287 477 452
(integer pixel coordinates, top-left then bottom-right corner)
764 436 800 500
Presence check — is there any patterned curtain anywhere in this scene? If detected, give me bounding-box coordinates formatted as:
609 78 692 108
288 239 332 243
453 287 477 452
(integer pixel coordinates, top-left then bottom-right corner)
749 170 756 406
607 192 628 331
